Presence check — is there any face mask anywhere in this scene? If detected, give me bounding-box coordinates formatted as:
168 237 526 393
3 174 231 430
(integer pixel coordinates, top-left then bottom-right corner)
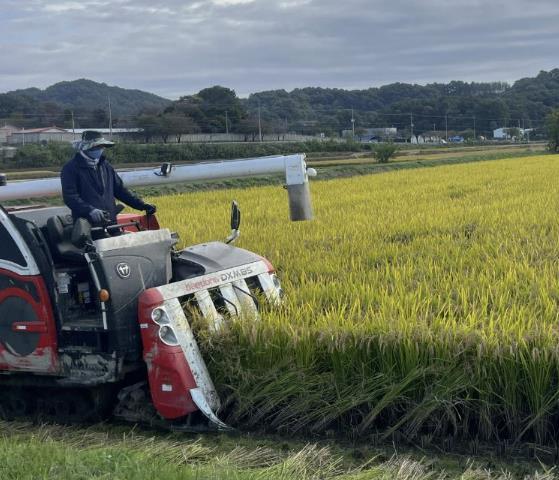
87 148 104 160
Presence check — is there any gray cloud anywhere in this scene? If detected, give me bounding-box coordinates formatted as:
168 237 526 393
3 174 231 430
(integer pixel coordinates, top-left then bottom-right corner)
1 0 558 98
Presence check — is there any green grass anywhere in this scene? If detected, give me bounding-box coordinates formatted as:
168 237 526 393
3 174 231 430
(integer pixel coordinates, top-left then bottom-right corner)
1 422 557 479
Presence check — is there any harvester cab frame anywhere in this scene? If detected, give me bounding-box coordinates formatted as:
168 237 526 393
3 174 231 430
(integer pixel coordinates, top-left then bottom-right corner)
0 201 281 429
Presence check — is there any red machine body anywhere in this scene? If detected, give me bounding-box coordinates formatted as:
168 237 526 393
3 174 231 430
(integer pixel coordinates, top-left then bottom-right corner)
138 288 198 419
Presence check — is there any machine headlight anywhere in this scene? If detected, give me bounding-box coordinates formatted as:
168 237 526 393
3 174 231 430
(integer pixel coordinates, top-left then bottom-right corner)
158 325 179 347
152 307 179 346
151 307 169 325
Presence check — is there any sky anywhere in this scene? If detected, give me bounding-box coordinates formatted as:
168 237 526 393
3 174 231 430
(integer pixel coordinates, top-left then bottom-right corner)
1 0 559 99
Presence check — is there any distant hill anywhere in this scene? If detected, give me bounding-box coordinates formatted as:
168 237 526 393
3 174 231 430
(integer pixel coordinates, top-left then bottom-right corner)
2 70 559 137
8 79 171 116
0 79 171 128
244 69 559 138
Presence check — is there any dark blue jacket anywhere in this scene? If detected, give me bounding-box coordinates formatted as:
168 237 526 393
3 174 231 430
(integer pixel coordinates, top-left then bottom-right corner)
61 152 146 222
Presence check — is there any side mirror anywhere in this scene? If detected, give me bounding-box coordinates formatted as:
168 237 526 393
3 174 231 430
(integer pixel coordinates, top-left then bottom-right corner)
155 162 173 177
230 201 241 231
226 201 241 244
71 218 92 249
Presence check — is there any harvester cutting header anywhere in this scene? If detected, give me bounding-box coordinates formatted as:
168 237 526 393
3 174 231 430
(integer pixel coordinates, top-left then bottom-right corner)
0 134 316 430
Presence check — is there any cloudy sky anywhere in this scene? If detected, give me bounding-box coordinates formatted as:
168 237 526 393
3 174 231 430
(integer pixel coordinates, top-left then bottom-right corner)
1 0 558 99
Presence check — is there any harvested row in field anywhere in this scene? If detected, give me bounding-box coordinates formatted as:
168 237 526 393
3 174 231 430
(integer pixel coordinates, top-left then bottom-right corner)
154 154 559 445
4 422 551 480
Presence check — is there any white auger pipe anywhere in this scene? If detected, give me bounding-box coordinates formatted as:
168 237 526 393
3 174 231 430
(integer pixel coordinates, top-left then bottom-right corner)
0 154 316 221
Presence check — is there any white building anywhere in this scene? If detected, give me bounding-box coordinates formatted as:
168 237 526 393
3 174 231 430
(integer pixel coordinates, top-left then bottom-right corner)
6 126 143 145
493 127 532 140
0 125 18 145
7 127 73 145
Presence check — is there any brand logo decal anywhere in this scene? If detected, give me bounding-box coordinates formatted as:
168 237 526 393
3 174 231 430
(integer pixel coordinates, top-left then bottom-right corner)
116 262 131 279
183 265 257 292
220 266 253 282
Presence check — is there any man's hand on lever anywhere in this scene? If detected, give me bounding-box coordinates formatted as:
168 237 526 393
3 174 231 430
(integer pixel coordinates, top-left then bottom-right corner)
89 208 106 224
143 204 157 215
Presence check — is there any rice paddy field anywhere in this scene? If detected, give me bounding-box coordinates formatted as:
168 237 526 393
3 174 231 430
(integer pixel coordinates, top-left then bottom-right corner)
152 153 559 447
6 153 559 479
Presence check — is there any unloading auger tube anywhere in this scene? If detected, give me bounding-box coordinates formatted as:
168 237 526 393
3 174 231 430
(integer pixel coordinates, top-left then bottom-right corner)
0 153 317 221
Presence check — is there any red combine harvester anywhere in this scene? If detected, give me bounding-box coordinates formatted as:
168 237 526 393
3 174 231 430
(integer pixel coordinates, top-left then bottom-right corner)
0 200 284 429
0 155 314 429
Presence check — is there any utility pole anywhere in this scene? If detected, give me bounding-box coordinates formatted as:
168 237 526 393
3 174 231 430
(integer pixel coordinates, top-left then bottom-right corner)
108 95 113 138
473 115 476 141
410 113 413 142
225 110 229 135
257 103 262 142
351 108 355 138
71 110 76 141
445 114 448 142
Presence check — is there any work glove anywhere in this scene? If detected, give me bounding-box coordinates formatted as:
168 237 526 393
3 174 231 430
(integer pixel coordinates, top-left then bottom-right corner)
89 208 105 224
143 204 157 215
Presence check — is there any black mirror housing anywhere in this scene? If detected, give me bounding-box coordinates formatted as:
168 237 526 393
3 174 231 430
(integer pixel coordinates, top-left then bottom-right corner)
230 201 241 231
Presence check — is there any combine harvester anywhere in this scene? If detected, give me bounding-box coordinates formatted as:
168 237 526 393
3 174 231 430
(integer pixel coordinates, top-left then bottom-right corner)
0 154 315 430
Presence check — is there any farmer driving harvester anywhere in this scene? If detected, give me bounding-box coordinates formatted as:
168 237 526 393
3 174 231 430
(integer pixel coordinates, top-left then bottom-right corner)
61 130 156 225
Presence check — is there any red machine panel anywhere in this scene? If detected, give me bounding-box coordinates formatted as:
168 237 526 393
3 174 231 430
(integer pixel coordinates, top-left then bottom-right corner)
118 213 160 232
0 269 59 373
138 289 198 419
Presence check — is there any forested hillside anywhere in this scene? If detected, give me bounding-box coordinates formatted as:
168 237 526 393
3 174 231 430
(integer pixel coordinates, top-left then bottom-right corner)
0 79 171 128
244 69 559 137
1 70 558 138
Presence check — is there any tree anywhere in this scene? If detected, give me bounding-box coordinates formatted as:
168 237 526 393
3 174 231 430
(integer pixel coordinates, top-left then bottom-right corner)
373 142 399 163
459 129 476 141
167 86 247 134
160 115 199 143
236 117 259 142
505 127 521 141
545 109 559 152
136 114 162 143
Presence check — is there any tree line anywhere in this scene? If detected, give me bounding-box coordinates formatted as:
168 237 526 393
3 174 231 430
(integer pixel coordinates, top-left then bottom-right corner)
2 70 559 140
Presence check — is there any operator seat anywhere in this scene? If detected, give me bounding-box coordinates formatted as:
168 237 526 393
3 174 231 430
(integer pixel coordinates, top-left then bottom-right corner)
46 215 87 263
